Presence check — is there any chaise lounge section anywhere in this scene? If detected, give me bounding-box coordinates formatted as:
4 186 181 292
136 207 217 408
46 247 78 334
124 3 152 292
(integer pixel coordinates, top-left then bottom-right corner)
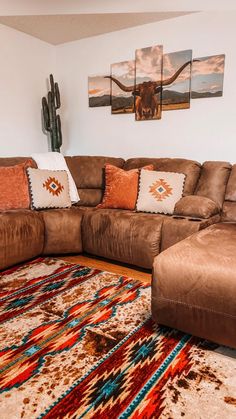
152 162 236 348
152 223 236 348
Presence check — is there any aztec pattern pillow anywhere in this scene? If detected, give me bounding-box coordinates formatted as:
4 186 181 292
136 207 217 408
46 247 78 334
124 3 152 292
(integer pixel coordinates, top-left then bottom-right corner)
0 159 34 210
136 170 186 215
27 168 71 209
97 163 154 210
32 152 80 203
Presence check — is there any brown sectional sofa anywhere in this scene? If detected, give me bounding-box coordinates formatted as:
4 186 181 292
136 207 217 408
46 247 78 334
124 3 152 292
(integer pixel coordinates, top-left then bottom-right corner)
0 155 235 348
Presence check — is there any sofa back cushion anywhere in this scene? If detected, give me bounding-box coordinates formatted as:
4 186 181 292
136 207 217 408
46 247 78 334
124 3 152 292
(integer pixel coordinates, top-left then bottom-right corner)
65 156 125 206
124 158 201 196
225 164 236 201
195 161 231 209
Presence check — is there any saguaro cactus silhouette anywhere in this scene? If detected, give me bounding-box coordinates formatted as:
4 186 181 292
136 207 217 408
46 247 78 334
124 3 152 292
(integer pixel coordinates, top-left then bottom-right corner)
42 74 62 152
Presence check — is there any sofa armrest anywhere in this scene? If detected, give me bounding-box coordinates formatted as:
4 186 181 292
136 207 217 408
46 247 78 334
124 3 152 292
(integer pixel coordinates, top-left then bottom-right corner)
174 195 220 219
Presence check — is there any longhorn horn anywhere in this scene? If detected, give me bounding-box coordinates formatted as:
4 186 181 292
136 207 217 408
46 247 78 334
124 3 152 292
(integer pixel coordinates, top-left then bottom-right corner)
161 59 195 87
105 59 199 92
105 76 135 92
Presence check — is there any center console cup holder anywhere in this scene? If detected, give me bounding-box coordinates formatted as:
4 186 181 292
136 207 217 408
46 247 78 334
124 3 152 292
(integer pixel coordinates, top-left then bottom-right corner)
172 215 203 222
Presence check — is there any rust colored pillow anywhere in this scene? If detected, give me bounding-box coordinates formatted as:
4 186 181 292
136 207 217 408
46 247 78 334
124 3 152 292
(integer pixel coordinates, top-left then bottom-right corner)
0 160 34 210
97 163 154 210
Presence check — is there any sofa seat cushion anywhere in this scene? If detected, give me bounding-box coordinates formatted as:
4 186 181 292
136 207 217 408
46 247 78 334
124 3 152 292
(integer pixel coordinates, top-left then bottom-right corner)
0 210 44 270
41 207 83 255
152 223 236 348
82 209 163 269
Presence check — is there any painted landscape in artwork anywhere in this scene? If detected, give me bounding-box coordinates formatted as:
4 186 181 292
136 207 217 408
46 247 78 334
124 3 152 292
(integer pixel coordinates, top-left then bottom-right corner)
88 76 111 107
111 60 135 114
162 49 192 111
191 54 225 99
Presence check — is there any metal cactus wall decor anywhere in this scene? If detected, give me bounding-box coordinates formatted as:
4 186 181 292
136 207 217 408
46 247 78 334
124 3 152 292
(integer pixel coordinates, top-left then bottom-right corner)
42 74 62 152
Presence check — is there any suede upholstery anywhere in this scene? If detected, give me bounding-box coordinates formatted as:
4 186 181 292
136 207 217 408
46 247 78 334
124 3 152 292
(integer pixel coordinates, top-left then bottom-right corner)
152 223 236 348
160 214 220 251
222 164 236 222
41 207 83 255
65 156 124 206
174 195 219 219
76 189 103 207
195 161 231 208
222 201 236 222
0 210 44 270
225 164 236 201
82 209 163 268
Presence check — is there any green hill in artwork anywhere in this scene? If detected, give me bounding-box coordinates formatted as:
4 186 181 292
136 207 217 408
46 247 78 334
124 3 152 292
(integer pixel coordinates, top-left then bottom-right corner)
89 95 111 107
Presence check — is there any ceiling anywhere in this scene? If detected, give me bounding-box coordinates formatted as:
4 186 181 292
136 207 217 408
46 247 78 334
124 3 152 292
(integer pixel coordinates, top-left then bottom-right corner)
0 12 193 45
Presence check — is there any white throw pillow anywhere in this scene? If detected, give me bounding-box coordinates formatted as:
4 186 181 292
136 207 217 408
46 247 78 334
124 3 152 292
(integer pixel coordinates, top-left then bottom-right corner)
31 152 79 203
27 168 71 209
136 170 186 215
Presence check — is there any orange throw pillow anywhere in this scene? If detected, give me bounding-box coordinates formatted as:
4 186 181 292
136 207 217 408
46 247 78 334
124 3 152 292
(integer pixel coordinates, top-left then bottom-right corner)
0 160 34 210
97 163 154 210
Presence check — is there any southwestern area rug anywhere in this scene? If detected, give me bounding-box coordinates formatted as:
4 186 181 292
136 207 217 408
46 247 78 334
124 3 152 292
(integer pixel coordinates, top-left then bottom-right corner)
0 258 235 419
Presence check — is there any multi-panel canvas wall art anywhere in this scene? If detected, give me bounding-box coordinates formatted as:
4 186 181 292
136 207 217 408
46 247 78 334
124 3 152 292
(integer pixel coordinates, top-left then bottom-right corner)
88 76 111 107
88 46 225 121
191 54 225 99
162 50 192 111
135 45 163 120
111 60 135 114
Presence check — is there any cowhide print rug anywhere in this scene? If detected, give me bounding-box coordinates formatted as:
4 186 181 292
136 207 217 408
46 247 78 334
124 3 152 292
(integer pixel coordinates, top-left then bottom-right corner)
0 257 235 419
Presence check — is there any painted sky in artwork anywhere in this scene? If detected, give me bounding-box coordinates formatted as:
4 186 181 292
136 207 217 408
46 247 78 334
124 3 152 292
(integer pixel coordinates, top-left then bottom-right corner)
88 76 110 98
135 45 163 83
111 60 135 97
162 49 192 93
191 54 225 96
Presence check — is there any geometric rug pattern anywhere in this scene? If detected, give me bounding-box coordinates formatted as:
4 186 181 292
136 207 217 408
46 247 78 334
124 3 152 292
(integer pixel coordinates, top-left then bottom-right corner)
0 257 235 418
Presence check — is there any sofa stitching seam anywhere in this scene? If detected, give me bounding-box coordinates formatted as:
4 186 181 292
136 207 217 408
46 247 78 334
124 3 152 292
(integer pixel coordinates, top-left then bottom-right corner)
152 295 236 319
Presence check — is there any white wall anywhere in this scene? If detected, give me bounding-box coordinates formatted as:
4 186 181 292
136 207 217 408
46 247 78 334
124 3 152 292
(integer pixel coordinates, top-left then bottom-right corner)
0 25 54 156
56 11 236 162
1 0 236 15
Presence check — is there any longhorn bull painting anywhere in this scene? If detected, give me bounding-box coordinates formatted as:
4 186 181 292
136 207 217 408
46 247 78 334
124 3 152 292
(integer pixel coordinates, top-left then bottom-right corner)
88 44 225 121
107 56 192 119
134 45 163 120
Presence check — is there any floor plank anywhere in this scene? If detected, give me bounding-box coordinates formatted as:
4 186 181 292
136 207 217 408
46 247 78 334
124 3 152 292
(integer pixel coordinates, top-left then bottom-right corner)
60 254 152 284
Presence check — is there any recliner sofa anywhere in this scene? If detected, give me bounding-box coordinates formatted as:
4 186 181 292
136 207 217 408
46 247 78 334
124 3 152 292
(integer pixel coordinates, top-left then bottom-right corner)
0 155 225 270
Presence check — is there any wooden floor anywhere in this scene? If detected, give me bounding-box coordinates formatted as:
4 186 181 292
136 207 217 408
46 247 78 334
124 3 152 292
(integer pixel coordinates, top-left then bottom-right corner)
61 254 152 284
